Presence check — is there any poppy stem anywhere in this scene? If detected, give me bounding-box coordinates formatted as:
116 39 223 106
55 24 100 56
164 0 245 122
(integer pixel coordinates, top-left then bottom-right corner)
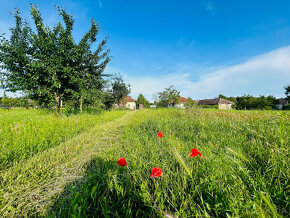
172 146 192 179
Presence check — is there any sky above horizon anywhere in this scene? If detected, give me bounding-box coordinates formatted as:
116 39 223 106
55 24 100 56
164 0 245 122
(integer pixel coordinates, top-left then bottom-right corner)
0 0 290 101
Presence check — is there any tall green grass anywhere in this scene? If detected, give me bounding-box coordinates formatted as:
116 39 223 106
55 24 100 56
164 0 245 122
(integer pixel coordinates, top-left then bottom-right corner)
0 109 129 217
57 109 289 217
0 109 124 170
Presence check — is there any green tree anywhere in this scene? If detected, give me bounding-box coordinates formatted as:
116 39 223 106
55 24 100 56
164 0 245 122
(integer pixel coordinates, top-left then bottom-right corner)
236 95 256 110
284 85 290 101
218 94 237 103
218 94 227 99
266 95 278 109
0 5 110 111
185 97 197 108
102 74 130 110
235 95 277 110
1 91 7 108
136 94 150 108
111 74 131 105
157 85 180 107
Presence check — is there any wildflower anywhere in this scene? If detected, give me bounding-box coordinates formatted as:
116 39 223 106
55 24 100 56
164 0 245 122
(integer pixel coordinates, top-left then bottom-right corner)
117 157 127 166
190 148 201 157
157 131 163 138
150 167 163 178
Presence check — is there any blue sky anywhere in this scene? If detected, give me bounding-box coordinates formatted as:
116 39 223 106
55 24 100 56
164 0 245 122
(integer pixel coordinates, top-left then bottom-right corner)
1 0 290 101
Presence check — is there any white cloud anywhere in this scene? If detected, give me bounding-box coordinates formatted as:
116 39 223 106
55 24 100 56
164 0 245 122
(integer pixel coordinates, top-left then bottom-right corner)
108 46 290 101
186 46 290 99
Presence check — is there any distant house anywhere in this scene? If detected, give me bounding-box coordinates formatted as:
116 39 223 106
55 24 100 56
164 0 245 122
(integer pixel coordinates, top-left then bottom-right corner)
168 97 188 109
120 96 136 110
276 98 288 110
196 98 234 109
150 105 157 109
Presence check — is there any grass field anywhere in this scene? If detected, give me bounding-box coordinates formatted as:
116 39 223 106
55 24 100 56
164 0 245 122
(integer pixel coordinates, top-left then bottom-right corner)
0 109 125 170
0 108 289 217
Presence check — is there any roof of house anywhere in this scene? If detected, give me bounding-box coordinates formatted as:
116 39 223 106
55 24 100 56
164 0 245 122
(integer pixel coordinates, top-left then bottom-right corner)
123 96 136 102
179 97 188 103
169 97 188 104
197 98 234 105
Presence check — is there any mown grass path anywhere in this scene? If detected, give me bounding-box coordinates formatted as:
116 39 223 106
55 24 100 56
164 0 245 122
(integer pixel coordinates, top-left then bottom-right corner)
0 111 135 217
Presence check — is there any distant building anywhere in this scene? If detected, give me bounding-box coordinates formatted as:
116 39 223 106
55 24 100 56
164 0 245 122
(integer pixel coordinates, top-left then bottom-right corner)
196 98 234 109
120 96 136 110
150 105 157 109
276 98 288 110
168 97 188 109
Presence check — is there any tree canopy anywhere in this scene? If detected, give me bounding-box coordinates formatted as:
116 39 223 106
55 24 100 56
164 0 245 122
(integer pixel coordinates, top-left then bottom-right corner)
156 85 180 107
136 94 150 108
102 74 131 110
218 94 237 104
0 5 110 111
284 85 290 101
185 97 196 108
231 95 278 110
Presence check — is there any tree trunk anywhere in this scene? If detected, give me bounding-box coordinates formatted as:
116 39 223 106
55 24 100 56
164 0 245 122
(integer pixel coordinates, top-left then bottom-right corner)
54 92 60 113
54 92 63 113
80 96 83 112
59 97 62 112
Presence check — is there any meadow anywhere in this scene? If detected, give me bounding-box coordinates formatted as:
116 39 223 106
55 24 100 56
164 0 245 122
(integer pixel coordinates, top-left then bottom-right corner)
0 108 289 217
0 109 124 170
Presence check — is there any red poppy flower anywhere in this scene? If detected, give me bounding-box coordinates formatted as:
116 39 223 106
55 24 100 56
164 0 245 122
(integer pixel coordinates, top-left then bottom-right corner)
150 167 163 178
157 131 163 138
190 148 201 157
117 157 127 166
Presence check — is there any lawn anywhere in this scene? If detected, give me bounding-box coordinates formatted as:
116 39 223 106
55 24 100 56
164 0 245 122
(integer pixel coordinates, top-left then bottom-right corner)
0 108 289 217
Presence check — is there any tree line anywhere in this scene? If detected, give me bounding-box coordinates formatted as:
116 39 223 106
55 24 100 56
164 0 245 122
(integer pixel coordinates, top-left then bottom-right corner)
136 85 289 110
219 85 289 110
0 5 130 112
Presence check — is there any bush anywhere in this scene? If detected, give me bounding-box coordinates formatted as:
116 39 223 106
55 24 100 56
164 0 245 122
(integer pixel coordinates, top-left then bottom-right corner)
282 104 290 110
199 104 218 109
0 97 37 108
63 103 75 116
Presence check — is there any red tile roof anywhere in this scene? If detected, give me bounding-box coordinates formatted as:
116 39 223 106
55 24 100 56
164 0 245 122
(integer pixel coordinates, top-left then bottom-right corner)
169 97 188 104
123 96 136 102
179 97 188 103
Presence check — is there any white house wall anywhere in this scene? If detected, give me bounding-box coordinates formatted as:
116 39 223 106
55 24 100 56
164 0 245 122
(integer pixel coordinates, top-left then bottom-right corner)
175 103 185 109
218 103 232 110
126 102 136 110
